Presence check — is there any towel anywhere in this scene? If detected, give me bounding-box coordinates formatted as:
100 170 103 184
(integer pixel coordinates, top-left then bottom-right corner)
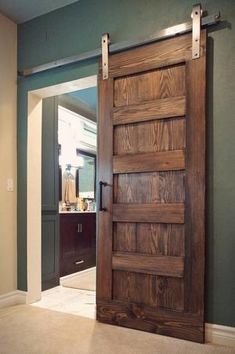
63 170 76 203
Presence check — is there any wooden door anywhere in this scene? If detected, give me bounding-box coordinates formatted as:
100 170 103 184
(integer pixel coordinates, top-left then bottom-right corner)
97 31 206 343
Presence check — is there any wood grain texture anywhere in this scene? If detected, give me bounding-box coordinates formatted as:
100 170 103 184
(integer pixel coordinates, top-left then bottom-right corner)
112 253 184 277
112 271 184 310
113 223 185 257
96 75 113 301
114 64 185 107
112 271 157 306
97 301 203 343
114 118 185 155
109 34 192 77
113 150 185 174
184 31 206 317
113 223 136 252
156 276 184 311
113 96 186 125
136 224 185 256
113 171 185 204
113 203 184 224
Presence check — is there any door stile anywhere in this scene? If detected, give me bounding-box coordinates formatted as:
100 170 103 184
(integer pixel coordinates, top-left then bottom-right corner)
184 30 206 334
96 74 114 301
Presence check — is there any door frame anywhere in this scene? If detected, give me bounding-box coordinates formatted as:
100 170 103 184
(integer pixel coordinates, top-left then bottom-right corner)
26 75 97 304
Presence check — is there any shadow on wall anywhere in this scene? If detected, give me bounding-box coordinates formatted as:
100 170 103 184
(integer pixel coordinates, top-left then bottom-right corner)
205 35 214 323
205 16 232 323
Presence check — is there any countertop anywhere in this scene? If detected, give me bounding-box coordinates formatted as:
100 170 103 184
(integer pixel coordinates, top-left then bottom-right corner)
59 210 96 214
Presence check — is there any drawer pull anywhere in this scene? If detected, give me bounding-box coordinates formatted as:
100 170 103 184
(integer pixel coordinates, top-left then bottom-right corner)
74 260 84 265
77 224 83 233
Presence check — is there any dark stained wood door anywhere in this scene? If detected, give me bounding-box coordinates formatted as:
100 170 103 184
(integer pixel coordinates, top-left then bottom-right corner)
97 31 206 343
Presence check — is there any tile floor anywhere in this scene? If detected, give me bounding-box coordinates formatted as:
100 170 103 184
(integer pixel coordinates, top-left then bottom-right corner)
31 286 96 319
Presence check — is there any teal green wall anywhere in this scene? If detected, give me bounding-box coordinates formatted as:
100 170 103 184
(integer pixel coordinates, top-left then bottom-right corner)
17 0 235 327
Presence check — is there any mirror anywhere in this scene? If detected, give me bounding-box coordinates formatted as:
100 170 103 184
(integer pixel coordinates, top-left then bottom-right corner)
58 104 97 207
59 150 96 203
76 150 96 199
58 101 97 211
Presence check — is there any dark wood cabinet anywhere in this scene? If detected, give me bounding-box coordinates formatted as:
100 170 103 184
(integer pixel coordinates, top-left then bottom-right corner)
60 212 96 277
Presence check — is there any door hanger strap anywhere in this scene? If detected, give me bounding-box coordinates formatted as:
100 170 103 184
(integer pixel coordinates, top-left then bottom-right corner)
192 3 202 59
101 33 110 80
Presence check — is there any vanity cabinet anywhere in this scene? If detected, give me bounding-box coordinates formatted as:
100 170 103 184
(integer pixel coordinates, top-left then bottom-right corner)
60 212 96 277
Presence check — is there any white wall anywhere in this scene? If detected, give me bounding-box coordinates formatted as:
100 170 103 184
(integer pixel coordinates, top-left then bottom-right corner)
27 93 42 303
0 13 17 295
25 75 97 303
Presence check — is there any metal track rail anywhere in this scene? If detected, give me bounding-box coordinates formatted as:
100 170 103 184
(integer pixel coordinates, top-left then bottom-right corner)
20 12 220 77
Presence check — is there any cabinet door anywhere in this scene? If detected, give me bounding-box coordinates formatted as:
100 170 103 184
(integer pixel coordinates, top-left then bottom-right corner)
75 214 95 256
60 215 78 261
41 97 59 291
60 213 96 276
42 214 59 290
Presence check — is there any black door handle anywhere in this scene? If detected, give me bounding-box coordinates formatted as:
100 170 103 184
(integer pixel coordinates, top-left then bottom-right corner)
99 181 107 211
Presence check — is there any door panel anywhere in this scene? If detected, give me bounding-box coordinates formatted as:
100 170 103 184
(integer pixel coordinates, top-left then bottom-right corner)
97 31 206 343
114 63 185 107
114 118 186 154
113 271 184 311
41 97 59 291
41 214 59 290
113 223 185 256
114 171 185 203
42 98 59 212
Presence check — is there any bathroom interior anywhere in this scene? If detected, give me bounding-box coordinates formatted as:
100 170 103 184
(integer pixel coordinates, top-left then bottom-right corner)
33 85 97 318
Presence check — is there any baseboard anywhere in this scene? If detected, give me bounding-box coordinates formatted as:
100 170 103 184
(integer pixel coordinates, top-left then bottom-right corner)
0 290 27 309
205 323 235 348
60 266 96 283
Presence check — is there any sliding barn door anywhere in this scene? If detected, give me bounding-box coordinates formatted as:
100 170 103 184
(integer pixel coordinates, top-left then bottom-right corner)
97 31 206 343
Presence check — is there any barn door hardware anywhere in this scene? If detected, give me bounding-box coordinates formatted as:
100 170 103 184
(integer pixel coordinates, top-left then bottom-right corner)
20 4 221 77
99 181 108 211
101 33 110 80
192 4 202 59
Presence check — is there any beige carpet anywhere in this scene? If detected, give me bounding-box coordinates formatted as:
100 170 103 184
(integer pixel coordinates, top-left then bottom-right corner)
61 268 96 291
0 305 234 354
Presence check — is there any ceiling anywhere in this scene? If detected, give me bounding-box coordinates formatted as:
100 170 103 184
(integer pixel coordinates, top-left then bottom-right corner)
0 0 79 24
67 87 97 112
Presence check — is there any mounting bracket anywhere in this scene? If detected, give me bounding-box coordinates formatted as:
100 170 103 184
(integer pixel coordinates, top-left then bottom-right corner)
101 33 110 80
192 3 202 59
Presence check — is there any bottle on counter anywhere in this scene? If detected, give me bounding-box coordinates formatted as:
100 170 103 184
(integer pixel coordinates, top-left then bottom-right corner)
92 201 96 211
87 200 91 211
84 199 88 211
61 202 67 211
79 198 85 211
76 197 80 211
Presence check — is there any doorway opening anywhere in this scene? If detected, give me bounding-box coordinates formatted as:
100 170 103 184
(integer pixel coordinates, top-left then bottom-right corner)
26 75 97 319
